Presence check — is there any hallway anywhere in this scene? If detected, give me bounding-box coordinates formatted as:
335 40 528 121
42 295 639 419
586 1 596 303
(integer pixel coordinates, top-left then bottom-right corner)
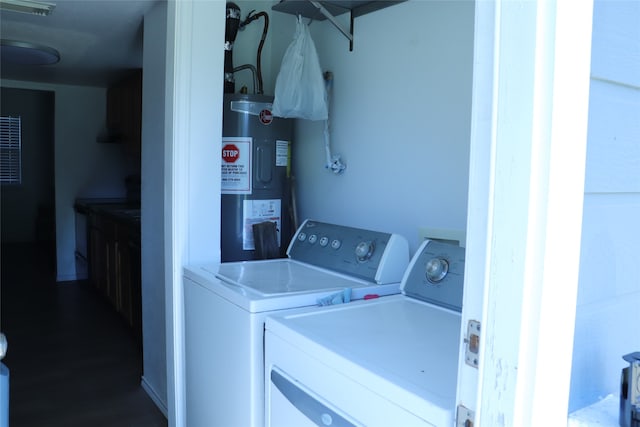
0 242 166 427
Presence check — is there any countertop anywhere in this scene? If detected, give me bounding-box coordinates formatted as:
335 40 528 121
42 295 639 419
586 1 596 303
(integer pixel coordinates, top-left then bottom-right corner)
74 198 141 226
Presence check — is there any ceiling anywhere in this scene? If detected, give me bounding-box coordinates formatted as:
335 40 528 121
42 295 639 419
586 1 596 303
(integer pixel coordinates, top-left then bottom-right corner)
0 0 158 87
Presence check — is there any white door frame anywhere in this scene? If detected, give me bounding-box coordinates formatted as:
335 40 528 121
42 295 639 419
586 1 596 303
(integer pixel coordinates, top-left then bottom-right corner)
458 0 593 425
164 2 225 426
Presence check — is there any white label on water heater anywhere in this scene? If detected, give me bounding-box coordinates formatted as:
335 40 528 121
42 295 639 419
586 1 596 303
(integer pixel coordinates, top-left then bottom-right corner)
221 137 252 194
276 140 289 167
242 199 282 250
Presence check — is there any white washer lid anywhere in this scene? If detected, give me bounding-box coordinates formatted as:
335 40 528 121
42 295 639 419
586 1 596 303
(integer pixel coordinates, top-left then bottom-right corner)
185 261 401 313
214 259 370 296
266 296 462 424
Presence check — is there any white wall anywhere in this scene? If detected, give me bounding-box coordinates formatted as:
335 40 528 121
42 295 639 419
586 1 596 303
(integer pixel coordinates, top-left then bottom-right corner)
0 80 128 281
232 1 474 252
569 0 640 411
140 0 168 415
290 0 475 252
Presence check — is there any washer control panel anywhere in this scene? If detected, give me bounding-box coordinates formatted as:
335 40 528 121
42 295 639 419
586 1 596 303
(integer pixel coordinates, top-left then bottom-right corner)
287 219 409 284
402 240 465 312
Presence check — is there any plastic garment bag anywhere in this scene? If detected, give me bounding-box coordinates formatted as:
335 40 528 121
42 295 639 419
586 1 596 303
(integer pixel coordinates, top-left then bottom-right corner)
272 16 328 121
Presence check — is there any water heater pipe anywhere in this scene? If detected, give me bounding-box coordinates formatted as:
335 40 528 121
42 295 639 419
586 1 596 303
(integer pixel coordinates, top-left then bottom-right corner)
232 64 258 94
239 10 269 94
323 71 346 174
224 2 241 93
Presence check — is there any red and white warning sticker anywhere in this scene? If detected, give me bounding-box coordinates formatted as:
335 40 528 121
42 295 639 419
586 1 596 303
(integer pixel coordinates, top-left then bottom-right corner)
221 137 252 194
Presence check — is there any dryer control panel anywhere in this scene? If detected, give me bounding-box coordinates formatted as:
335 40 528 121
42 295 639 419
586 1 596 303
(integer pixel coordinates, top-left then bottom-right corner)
402 240 465 312
287 219 409 284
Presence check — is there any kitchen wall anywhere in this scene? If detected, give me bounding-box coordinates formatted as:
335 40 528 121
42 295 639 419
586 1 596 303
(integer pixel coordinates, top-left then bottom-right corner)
0 80 128 281
0 88 54 244
569 0 640 411
289 1 474 252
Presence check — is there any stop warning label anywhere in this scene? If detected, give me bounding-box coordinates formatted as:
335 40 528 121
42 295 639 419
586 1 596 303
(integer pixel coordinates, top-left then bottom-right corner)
222 144 240 163
221 137 252 194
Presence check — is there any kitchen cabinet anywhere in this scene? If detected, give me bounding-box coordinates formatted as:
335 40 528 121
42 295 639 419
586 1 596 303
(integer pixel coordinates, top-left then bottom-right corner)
115 220 142 339
89 212 115 302
87 204 142 338
105 69 142 161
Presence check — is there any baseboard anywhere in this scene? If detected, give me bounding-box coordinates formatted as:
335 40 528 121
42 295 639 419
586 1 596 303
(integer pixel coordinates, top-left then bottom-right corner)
141 376 168 418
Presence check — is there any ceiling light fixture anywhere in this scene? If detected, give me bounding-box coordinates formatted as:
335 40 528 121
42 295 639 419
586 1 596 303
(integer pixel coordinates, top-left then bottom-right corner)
1 39 60 65
0 0 55 16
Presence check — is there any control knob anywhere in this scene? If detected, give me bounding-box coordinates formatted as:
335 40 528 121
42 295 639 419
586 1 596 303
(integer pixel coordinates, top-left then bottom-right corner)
355 241 375 262
425 257 449 283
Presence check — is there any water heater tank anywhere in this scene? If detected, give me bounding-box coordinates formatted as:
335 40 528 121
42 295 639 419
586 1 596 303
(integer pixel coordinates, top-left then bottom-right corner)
221 93 294 262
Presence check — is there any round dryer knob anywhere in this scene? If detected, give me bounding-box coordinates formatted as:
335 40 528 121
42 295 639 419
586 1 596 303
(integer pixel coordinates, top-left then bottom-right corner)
425 257 449 283
355 241 375 262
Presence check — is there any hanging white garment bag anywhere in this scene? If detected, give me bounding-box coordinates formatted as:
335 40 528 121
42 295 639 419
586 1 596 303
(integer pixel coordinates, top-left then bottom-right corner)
272 16 328 121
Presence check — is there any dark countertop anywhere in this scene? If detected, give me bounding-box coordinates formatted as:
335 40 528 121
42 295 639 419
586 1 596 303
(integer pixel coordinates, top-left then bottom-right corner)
74 198 141 228
74 198 130 212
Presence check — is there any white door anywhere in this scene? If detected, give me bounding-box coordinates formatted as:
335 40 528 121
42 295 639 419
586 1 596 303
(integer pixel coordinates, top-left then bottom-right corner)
457 1 594 426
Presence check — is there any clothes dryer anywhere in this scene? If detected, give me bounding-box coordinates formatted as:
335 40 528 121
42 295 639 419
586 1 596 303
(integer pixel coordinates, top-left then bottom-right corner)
264 239 465 427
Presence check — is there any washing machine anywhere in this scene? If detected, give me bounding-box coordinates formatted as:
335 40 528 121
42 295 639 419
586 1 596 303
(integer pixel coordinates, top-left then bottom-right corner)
183 219 409 427
264 239 465 427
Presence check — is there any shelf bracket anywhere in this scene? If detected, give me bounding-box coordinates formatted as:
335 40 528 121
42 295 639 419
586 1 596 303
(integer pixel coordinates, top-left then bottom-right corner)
308 0 354 51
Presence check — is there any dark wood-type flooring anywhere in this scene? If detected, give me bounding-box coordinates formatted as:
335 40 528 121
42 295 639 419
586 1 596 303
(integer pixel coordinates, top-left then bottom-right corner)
0 242 167 427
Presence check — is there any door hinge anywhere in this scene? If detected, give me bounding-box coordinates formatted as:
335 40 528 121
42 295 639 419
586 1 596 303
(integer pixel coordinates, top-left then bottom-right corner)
457 405 475 427
464 320 481 368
